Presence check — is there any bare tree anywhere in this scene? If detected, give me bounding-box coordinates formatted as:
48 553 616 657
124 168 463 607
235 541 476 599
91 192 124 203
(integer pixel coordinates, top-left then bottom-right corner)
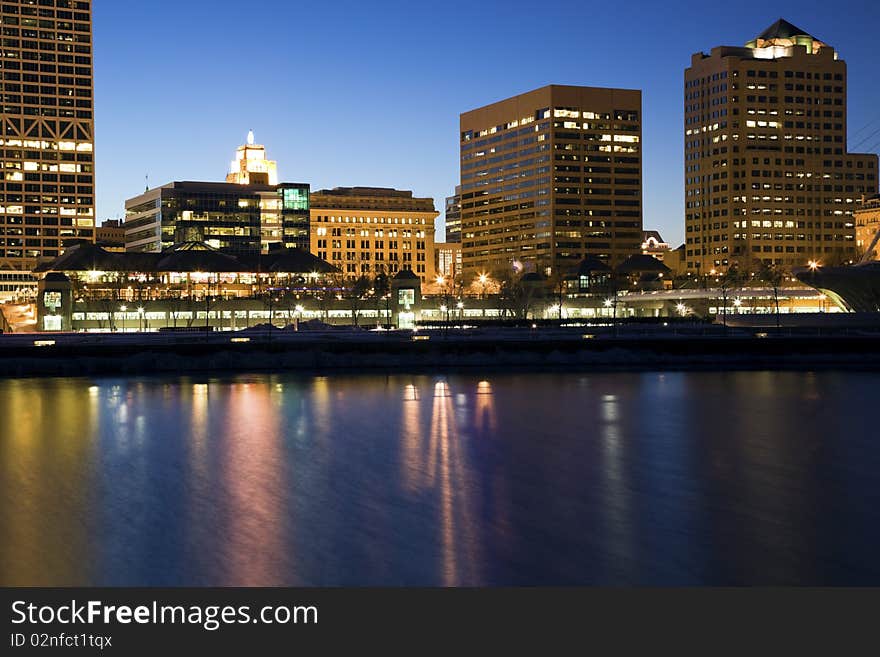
758 261 784 330
343 276 372 328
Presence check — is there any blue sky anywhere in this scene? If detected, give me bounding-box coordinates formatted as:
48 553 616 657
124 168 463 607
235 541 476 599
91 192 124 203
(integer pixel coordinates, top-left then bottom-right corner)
92 0 880 245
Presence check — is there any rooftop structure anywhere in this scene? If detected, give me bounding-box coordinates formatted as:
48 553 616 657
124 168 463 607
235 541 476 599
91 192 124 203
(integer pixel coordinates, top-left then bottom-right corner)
226 131 279 186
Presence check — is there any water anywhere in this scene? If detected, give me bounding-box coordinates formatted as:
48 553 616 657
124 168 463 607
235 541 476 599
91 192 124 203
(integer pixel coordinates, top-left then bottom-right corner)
1 370 878 586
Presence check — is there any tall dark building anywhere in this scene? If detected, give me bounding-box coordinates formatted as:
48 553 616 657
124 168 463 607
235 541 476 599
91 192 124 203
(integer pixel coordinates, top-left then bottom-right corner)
685 19 878 273
459 85 643 280
444 185 461 243
0 0 95 278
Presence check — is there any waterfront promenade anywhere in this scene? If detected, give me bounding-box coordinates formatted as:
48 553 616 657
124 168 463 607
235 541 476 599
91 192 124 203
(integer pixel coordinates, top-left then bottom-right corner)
3 323 880 377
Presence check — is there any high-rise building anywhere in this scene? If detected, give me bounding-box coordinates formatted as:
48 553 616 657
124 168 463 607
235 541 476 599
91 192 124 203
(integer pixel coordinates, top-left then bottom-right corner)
459 84 643 281
0 0 96 274
310 187 438 282
684 19 878 273
444 185 461 243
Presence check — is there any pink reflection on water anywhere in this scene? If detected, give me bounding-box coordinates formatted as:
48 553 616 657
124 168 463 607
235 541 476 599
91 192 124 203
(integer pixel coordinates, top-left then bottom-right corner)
218 382 285 585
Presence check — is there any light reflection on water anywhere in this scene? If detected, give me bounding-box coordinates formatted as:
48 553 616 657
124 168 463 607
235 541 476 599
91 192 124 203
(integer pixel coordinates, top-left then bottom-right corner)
1 371 879 586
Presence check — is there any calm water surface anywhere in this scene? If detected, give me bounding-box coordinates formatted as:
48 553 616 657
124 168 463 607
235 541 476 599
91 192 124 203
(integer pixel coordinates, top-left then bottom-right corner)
1 371 878 586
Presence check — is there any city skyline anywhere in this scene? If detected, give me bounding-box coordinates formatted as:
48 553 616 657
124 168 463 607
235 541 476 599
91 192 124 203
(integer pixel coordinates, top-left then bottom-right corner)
91 1 880 247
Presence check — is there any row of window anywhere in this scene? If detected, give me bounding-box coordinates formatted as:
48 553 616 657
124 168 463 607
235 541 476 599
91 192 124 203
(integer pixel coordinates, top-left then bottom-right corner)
316 239 427 250
0 107 91 117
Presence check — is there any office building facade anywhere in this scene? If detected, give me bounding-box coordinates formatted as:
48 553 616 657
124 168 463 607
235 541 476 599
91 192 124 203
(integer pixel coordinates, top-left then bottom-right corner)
124 136 309 254
0 0 96 272
684 19 878 273
124 181 309 255
459 84 643 280
310 187 438 282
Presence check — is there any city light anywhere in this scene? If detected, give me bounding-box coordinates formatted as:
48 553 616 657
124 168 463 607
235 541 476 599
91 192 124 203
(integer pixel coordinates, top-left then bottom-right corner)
676 303 689 316
733 298 743 307
808 260 820 271
604 298 614 307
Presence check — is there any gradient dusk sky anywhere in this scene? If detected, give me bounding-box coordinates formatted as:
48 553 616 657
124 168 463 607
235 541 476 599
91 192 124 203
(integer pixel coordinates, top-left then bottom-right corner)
92 0 880 245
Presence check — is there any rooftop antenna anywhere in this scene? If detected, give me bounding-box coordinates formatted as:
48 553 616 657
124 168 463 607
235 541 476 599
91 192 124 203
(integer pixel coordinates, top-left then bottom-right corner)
145 174 149 192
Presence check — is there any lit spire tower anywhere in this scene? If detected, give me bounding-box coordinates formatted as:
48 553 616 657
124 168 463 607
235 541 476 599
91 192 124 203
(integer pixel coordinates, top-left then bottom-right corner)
226 130 279 185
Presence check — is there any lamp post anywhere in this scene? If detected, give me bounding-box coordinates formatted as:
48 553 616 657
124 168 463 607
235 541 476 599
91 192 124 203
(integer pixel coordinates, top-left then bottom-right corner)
119 304 127 333
720 284 728 332
456 300 464 329
137 306 145 332
436 275 451 335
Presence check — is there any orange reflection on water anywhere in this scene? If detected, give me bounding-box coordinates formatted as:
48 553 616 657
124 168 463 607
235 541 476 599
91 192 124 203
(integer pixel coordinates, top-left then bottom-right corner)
0 381 94 585
474 381 497 435
188 383 209 485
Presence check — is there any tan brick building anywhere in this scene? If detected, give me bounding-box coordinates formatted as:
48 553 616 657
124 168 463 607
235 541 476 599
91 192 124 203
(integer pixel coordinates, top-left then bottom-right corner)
684 19 878 273
855 194 880 261
310 187 438 283
459 84 643 281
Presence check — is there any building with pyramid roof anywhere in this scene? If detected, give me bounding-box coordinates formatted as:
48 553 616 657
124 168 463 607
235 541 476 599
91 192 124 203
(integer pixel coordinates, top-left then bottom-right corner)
683 20 878 275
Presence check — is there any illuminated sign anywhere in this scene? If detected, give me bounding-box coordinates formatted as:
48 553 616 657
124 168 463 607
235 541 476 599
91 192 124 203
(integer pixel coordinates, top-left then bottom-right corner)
43 291 62 313
398 289 414 309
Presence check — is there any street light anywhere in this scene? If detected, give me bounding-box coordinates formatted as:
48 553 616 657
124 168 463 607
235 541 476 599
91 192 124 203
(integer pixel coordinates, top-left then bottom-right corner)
119 305 127 332
477 272 489 300
137 306 145 332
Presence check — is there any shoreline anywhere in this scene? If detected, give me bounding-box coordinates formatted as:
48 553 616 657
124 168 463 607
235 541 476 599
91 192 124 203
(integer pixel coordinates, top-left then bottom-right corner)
3 330 880 377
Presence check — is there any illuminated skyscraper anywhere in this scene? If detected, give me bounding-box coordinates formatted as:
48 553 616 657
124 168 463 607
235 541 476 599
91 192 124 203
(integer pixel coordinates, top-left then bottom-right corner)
0 0 96 277
684 19 878 273
459 85 643 280
226 130 278 186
